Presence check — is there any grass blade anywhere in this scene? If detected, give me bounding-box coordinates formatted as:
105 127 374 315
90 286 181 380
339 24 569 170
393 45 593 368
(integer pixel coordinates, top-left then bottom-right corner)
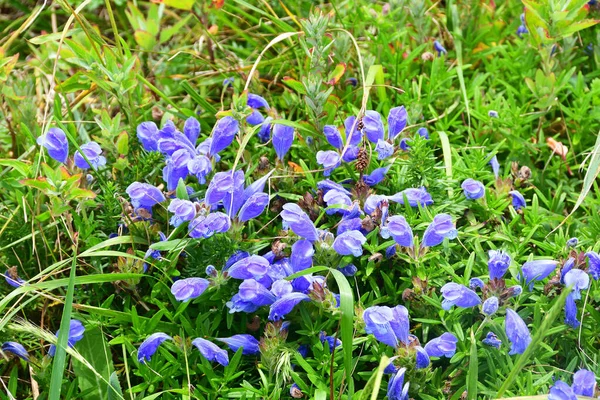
467 329 478 400
330 268 355 399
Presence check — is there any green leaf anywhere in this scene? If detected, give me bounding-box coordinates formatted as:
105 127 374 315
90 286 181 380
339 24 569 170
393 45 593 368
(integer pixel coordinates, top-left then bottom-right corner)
467 330 478 400
116 132 129 155
283 77 307 94
330 268 355 398
107 372 123 400
72 327 116 400
134 30 157 51
162 0 195 10
176 178 189 200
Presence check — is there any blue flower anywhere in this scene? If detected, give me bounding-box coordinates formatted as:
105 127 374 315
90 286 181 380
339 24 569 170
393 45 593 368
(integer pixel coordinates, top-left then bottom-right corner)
323 125 343 149
572 369 596 397
163 148 192 190
188 212 231 239
461 179 485 200
363 110 385 143
137 332 172 363
4 269 24 288
399 138 410 151
338 264 357 276
167 199 196 227
488 250 511 280
388 187 433 207
126 182 165 211
316 150 341 176
209 116 239 156
268 293 310 321
509 190 526 210
281 203 318 241
564 293 580 328
434 40 447 55
205 171 235 205
323 189 352 216
246 110 265 125
521 259 557 289
489 155 500 178
1 342 29 361
417 127 430 139
469 277 484 290
563 269 589 300
271 279 293 297
560 258 575 284
290 240 314 273
422 214 457 247
205 265 217 277
136 122 159 151
317 179 351 195
363 166 390 186
566 237 578 248
482 296 499 316
319 331 342 352
258 117 273 142
375 140 394 160
424 332 457 358
387 367 409 400
415 346 430 369
585 251 600 280
388 106 408 140
381 215 413 247
227 255 270 280
505 309 531 355
341 145 359 162
344 116 362 146
363 305 410 348
238 279 276 305
364 194 387 214
440 283 481 310
247 93 270 109
272 124 294 160
183 117 201 144
223 77 234 87
191 338 229 366
548 380 577 400
49 319 85 357
238 193 269 222
37 128 69 163
290 383 303 398
74 142 106 170
216 334 260 355
507 285 523 297
384 356 400 374
171 277 209 302
332 230 366 256
488 110 499 118
188 154 212 184
482 332 502 348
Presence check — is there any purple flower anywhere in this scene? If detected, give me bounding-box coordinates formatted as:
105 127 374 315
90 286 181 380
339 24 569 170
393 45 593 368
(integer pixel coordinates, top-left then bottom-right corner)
49 319 85 357
323 189 352 216
243 170 274 202
126 182 165 211
482 296 499 316
572 369 596 397
216 334 260 355
415 346 430 369
381 215 413 247
136 122 159 151
364 194 387 214
171 277 209 301
268 293 309 321
227 255 270 280
585 251 600 280
258 117 273 142
461 179 485 200
422 214 457 247
560 258 575 284
37 128 69 163
363 166 390 186
521 259 557 289
323 125 343 149
363 305 410 348
281 203 318 241
488 250 511 280
434 40 447 55
205 171 235 205
505 308 531 355
344 116 362 146
188 212 231 239
440 283 481 310
363 110 385 143
191 338 229 366
163 149 192 190
388 106 408 140
399 138 410 151
489 155 500 178
271 279 293 297
237 192 269 222
137 332 172 363
210 116 239 156
338 264 357 276
375 139 394 160
246 110 265 126
488 110 499 118
316 150 341 176
188 154 212 184
566 237 578 248
317 179 351 195
184 117 201 144
4 270 24 288
1 342 29 361
290 240 314 273
272 124 294 160
238 279 276 305
388 187 433 207
563 269 589 300
424 332 457 358
469 277 484 290
223 77 234 87
509 190 526 210
548 381 577 400
482 332 502 348
417 127 430 139
565 293 580 328
332 230 366 257
168 199 196 227
247 93 270 109
74 142 106 170
341 145 359 162
507 285 523 297
387 367 409 400
517 24 528 38
319 332 342 352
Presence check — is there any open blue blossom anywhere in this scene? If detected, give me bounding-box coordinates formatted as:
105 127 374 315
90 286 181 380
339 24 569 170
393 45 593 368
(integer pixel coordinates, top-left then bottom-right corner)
188 212 231 239
388 106 408 140
565 293 580 328
387 367 409 400
375 140 394 160
417 127 430 139
209 116 239 156
228 255 270 280
482 296 499 316
488 110 499 118
505 309 531 355
363 166 390 186
381 215 413 247
272 124 294 160
434 40 447 55
469 277 484 290
422 214 457 247
74 142 106 170
238 192 269 222
268 293 310 321
183 117 201 144
388 187 433 207
136 122 159 151
363 305 410 348
238 279 276 305
440 283 481 310
509 190 526 210
191 338 229 366
399 138 410 151
1 342 29 361
138 332 172 363
563 269 589 300
549 380 576 400
49 319 85 357
364 194 387 215
126 182 165 211
37 128 69 163
572 369 596 397
338 264 357 276
585 251 600 280
344 116 362 146
319 331 342 352
482 332 502 348
4 269 24 288
415 346 430 369
163 149 191 190
521 259 557 289
247 93 270 109
566 237 578 248
216 334 260 355
560 258 575 284
424 332 457 358
316 150 341 176
332 230 366 256
171 277 209 301
323 189 352 215
281 203 318 241
290 240 314 272
488 250 511 280
323 125 343 149
317 179 351 195
363 110 385 143
168 199 196 227
489 155 500 178
461 179 485 200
